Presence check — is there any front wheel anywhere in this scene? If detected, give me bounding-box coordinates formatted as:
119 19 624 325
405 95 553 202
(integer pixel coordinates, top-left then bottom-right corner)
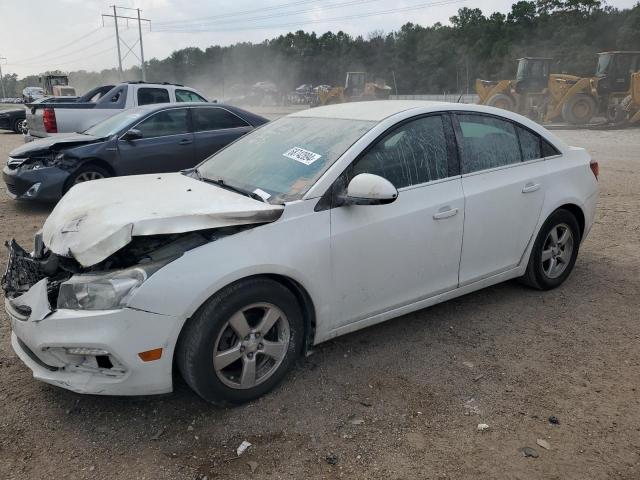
177 278 304 405
521 209 581 290
64 164 110 193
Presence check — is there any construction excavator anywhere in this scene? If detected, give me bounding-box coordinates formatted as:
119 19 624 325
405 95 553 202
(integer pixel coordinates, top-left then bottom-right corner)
476 52 640 125
318 72 392 106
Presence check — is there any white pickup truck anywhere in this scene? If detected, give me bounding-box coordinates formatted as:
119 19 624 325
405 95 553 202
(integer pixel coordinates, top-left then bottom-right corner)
25 82 209 142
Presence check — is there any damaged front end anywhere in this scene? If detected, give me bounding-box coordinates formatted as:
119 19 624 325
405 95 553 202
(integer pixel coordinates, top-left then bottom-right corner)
2 226 252 319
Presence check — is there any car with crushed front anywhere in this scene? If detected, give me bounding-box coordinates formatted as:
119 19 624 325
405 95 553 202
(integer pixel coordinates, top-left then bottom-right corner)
2 101 598 405
3 102 267 201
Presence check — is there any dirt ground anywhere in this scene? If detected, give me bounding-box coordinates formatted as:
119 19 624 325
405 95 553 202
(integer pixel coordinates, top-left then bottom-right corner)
0 122 639 480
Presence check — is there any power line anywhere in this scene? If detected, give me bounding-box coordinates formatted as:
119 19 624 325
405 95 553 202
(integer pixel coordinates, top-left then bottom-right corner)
18 27 103 63
153 0 467 33
154 0 328 26
154 0 383 30
10 34 114 67
102 6 150 81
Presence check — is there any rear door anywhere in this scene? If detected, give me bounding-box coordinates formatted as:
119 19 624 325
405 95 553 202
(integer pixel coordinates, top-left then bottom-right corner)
115 107 195 175
191 106 253 162
454 112 548 285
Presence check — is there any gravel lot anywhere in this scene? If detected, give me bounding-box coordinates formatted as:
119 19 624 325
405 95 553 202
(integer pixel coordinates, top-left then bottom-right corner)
0 122 639 480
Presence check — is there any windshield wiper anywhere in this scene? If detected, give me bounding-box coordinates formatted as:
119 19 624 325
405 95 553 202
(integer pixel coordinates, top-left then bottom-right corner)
202 176 268 203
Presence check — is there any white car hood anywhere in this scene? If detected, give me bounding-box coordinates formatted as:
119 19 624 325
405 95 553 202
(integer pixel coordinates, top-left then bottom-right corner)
42 173 284 267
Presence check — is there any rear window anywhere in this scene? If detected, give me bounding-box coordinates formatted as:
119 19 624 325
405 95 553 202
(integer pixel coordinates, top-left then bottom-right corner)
176 89 208 103
137 88 170 106
192 107 249 131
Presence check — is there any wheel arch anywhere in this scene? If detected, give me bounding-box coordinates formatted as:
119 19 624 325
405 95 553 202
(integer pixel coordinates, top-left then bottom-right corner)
173 273 317 367
556 203 585 239
75 157 116 177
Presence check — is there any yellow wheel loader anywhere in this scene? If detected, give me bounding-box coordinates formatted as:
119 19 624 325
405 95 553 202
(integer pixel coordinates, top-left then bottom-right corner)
477 52 640 125
318 72 392 106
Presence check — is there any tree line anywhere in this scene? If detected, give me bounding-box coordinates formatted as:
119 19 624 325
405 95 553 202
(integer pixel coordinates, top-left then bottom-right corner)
2 0 640 99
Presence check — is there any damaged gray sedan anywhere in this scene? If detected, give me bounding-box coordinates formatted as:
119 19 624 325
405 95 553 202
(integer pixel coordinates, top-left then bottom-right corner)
3 101 597 404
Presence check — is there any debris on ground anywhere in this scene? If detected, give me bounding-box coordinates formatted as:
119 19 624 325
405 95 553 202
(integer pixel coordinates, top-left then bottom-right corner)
151 427 165 441
521 447 539 458
537 439 551 450
464 398 481 416
477 423 490 432
473 374 485 382
350 418 365 425
237 440 252 457
246 461 258 473
462 361 474 368
549 416 560 425
326 453 339 465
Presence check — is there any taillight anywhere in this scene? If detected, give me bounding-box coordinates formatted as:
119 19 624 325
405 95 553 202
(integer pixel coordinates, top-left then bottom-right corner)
43 108 57 133
590 159 599 180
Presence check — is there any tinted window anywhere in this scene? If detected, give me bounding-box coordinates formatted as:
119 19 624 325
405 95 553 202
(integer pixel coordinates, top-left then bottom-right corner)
457 114 521 173
137 88 170 106
352 116 449 189
192 107 249 131
542 139 560 157
516 126 542 161
136 109 188 138
176 89 208 103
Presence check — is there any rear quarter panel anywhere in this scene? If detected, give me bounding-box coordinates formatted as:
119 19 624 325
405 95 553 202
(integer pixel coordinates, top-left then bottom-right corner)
541 146 598 241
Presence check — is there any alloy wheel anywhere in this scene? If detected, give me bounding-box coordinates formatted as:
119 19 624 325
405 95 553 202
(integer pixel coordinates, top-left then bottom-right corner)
74 171 105 184
541 223 574 279
213 302 290 390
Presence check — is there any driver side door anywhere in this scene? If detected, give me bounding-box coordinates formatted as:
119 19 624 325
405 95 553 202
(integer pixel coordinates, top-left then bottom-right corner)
328 114 464 331
116 108 195 175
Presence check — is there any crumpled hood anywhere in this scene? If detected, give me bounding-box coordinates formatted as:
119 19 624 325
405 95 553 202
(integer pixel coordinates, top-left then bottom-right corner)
42 173 284 267
10 133 102 158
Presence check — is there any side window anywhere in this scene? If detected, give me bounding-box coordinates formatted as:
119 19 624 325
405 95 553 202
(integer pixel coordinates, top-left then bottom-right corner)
176 89 208 103
137 88 170 106
516 126 542 161
192 107 249 131
135 109 188 138
352 115 449 189
457 114 521 173
542 138 560 157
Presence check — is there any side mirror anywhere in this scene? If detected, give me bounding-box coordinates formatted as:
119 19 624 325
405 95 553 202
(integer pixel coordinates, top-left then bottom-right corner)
345 173 398 205
122 128 143 141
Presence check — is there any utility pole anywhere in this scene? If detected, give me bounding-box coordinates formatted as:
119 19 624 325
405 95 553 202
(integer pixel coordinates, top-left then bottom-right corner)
0 56 6 98
137 8 146 81
113 6 123 80
102 6 150 81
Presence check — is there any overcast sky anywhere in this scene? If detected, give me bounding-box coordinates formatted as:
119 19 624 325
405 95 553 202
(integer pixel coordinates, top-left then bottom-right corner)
1 0 637 77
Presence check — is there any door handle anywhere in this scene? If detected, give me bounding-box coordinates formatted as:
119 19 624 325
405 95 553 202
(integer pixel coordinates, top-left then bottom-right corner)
522 183 541 194
179 139 192 145
433 207 459 220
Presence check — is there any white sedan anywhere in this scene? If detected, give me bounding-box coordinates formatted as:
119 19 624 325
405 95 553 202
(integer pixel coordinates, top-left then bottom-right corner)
3 101 598 404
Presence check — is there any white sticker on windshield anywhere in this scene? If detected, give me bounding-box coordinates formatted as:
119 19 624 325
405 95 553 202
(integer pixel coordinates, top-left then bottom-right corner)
253 188 271 201
283 147 322 166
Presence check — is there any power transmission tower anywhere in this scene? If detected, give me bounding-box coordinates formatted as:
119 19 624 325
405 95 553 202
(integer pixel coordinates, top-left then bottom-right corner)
102 6 150 81
0 55 6 98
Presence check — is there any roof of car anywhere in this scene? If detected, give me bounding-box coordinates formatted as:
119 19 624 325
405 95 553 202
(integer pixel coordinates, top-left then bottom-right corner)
291 100 453 122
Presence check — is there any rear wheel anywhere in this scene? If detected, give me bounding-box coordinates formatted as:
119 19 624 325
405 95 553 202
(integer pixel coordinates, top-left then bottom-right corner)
177 278 304 405
486 93 515 111
561 94 596 125
521 209 581 290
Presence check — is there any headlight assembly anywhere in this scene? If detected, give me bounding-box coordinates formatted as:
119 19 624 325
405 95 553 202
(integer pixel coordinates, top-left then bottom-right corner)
57 262 167 310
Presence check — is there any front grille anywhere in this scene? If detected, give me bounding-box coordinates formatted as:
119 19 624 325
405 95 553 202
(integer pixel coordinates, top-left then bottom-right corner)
1 239 46 296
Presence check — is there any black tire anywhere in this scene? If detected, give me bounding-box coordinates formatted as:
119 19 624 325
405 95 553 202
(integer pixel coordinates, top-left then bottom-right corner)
487 93 515 111
64 164 110 193
561 94 596 125
177 278 304 405
12 118 24 134
521 209 581 290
